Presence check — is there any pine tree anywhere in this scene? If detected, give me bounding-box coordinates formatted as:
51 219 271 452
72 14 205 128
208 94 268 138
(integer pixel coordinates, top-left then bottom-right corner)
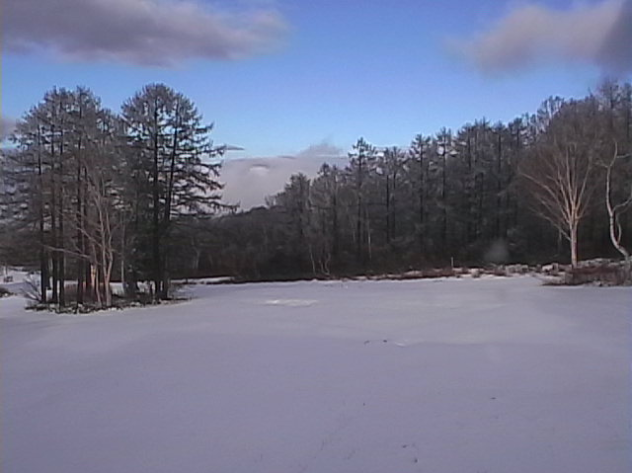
122 84 224 300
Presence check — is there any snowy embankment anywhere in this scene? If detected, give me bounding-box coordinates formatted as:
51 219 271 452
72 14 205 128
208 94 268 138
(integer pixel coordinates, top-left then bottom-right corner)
0 267 32 296
1 277 630 473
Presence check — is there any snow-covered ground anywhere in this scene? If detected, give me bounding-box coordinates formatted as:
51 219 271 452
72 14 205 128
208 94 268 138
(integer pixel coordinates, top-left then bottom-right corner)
0 267 32 294
1 277 630 473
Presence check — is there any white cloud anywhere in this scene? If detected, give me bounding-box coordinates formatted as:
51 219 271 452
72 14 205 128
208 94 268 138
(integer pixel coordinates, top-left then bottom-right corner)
451 0 632 74
0 116 17 141
221 143 346 210
3 0 288 66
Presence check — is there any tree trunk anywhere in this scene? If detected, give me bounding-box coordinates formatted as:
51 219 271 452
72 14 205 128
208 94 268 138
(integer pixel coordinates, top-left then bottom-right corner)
76 163 84 305
331 190 339 258
357 156 363 264
418 158 425 253
37 128 47 303
385 174 391 245
152 101 162 300
83 168 92 300
441 152 447 254
605 154 631 282
58 129 65 307
570 223 579 267
75 112 85 306
50 125 59 304
496 131 503 238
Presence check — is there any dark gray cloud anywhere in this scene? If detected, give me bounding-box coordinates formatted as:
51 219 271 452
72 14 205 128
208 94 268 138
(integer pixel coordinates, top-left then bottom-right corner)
221 143 345 210
452 0 632 74
598 1 632 72
4 0 288 66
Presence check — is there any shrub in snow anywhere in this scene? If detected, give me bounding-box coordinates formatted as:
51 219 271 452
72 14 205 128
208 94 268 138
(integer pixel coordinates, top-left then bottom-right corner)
422 268 457 278
541 263 561 276
505 264 531 275
564 262 630 286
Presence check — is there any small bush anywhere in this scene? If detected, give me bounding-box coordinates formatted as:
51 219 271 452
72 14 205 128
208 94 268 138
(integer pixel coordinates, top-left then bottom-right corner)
422 268 456 278
541 263 562 277
490 266 508 277
397 270 424 280
564 264 630 286
505 264 531 275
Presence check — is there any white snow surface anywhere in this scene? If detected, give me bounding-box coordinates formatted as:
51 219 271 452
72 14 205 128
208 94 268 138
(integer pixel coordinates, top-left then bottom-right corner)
1 276 630 473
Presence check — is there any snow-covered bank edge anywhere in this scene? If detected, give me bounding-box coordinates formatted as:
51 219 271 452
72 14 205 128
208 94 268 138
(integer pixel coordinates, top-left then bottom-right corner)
2 258 629 318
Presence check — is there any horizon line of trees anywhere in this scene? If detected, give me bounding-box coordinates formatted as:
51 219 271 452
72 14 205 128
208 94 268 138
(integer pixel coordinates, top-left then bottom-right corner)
199 80 631 280
1 79 631 307
0 84 226 307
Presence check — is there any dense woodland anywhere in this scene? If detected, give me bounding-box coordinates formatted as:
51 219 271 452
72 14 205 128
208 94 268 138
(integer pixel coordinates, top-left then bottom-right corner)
1 80 631 307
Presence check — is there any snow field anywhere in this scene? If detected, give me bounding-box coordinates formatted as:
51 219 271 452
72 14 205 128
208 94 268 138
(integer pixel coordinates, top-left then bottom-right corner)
1 276 630 473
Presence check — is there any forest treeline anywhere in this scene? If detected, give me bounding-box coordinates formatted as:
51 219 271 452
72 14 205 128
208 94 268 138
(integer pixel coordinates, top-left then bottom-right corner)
1 80 631 307
205 80 632 280
0 84 225 306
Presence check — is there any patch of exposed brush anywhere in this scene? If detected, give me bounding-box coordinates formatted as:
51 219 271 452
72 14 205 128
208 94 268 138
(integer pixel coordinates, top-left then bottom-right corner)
26 296 189 315
544 259 631 286
23 281 189 314
367 264 533 281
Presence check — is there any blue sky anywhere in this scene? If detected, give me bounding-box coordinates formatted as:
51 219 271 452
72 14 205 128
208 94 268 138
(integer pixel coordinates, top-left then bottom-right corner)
2 0 631 160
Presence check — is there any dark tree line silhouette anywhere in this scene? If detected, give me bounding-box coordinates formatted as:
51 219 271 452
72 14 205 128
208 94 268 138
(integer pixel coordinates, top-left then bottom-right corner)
200 81 632 280
1 84 224 306
1 80 631 305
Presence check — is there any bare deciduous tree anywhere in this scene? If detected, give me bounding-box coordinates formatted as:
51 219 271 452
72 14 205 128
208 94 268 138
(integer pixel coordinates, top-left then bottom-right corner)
604 143 632 278
520 98 604 266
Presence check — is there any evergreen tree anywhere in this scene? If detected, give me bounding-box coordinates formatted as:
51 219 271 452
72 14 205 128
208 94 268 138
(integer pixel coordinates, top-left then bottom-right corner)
122 84 224 299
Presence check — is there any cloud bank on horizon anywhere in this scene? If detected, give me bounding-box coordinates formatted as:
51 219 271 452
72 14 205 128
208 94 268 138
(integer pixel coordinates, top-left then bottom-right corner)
3 0 287 66
0 116 17 141
454 0 632 74
221 143 346 210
